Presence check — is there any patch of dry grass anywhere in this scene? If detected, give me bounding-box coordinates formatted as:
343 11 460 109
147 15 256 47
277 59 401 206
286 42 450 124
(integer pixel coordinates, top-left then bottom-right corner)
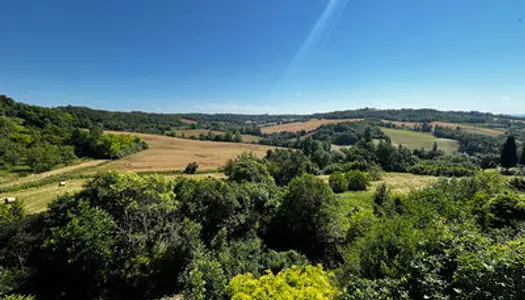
93 131 278 172
261 119 362 134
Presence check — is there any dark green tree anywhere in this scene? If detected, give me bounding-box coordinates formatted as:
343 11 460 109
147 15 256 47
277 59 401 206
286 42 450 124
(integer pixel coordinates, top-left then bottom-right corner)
500 136 518 171
520 143 525 166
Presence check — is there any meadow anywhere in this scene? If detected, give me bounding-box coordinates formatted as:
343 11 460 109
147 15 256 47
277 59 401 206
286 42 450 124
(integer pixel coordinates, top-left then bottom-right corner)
381 128 459 153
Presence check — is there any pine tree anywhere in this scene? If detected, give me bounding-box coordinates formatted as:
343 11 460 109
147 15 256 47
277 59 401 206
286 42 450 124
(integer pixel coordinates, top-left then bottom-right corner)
501 136 518 171
520 143 525 166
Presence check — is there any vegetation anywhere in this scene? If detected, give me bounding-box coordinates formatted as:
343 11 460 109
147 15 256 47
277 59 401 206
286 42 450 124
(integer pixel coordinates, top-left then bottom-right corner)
501 136 518 171
5 95 525 299
1 153 525 299
0 96 147 174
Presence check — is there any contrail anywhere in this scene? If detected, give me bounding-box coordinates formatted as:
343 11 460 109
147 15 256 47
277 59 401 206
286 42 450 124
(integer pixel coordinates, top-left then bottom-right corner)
287 0 350 74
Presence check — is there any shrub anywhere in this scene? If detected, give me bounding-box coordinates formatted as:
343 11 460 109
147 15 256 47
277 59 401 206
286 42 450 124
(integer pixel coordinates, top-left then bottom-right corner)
509 176 525 192
228 265 336 300
345 170 370 191
184 161 199 174
329 171 348 193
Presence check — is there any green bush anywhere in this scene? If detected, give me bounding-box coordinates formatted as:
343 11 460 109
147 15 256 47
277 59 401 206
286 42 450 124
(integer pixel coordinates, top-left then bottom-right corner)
228 265 336 300
329 171 348 193
345 170 370 191
183 161 199 174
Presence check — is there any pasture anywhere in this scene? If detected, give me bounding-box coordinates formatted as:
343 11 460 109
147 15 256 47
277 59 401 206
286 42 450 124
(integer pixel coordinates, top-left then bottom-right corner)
381 128 459 153
261 119 362 134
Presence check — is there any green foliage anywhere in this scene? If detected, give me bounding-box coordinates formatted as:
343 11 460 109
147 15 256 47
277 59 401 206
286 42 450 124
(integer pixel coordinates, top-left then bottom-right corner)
0 295 35 300
501 135 518 170
345 170 370 191
409 154 481 177
509 176 525 192
228 265 336 300
329 171 348 193
454 239 525 299
184 161 199 174
224 152 272 183
265 149 318 186
520 143 525 165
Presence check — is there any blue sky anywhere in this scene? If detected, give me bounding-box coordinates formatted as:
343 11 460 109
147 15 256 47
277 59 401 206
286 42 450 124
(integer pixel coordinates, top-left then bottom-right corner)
1 0 525 114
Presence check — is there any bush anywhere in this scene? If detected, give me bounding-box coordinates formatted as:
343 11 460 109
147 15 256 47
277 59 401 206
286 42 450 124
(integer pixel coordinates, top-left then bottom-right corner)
345 170 370 191
329 171 348 193
228 265 336 300
509 176 525 192
183 161 199 174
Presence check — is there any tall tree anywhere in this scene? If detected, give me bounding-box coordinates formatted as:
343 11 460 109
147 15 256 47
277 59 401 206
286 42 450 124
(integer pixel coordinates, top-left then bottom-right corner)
520 143 525 166
501 136 518 171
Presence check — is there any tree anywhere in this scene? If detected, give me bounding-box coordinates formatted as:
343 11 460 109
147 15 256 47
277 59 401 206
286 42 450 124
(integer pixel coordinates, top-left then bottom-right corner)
345 170 370 191
228 265 336 300
329 171 348 193
184 161 199 174
520 143 525 166
500 136 518 171
224 153 272 183
432 141 438 152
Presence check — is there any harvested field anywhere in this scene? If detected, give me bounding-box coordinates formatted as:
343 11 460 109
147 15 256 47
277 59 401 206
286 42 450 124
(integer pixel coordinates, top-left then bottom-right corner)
432 121 503 136
93 131 278 172
261 119 362 134
381 120 503 136
181 118 197 124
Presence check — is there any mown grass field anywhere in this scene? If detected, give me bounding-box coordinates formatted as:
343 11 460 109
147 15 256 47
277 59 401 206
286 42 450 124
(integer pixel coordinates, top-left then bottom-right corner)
261 119 362 134
93 131 277 173
382 120 504 136
381 128 459 154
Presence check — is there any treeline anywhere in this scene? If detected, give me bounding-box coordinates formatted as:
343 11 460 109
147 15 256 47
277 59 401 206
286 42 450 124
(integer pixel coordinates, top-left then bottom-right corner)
0 96 148 173
56 105 183 134
260 121 385 148
3 156 525 299
167 130 244 143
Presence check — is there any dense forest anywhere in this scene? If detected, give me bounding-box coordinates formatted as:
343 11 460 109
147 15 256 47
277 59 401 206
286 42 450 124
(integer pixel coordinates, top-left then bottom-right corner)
0 96 148 174
2 151 525 299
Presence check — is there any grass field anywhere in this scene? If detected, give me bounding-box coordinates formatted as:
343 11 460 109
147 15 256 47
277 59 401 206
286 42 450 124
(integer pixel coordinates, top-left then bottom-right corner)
0 160 107 188
92 131 278 172
261 119 362 134
382 120 503 136
381 128 459 153
0 179 89 213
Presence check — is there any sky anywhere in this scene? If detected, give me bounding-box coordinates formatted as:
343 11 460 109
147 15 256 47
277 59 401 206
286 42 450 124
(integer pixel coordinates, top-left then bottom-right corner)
1 0 525 114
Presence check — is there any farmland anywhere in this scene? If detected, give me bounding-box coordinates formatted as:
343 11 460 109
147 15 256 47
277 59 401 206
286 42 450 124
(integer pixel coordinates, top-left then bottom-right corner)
382 120 504 136
90 131 277 173
261 118 362 134
381 128 459 153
